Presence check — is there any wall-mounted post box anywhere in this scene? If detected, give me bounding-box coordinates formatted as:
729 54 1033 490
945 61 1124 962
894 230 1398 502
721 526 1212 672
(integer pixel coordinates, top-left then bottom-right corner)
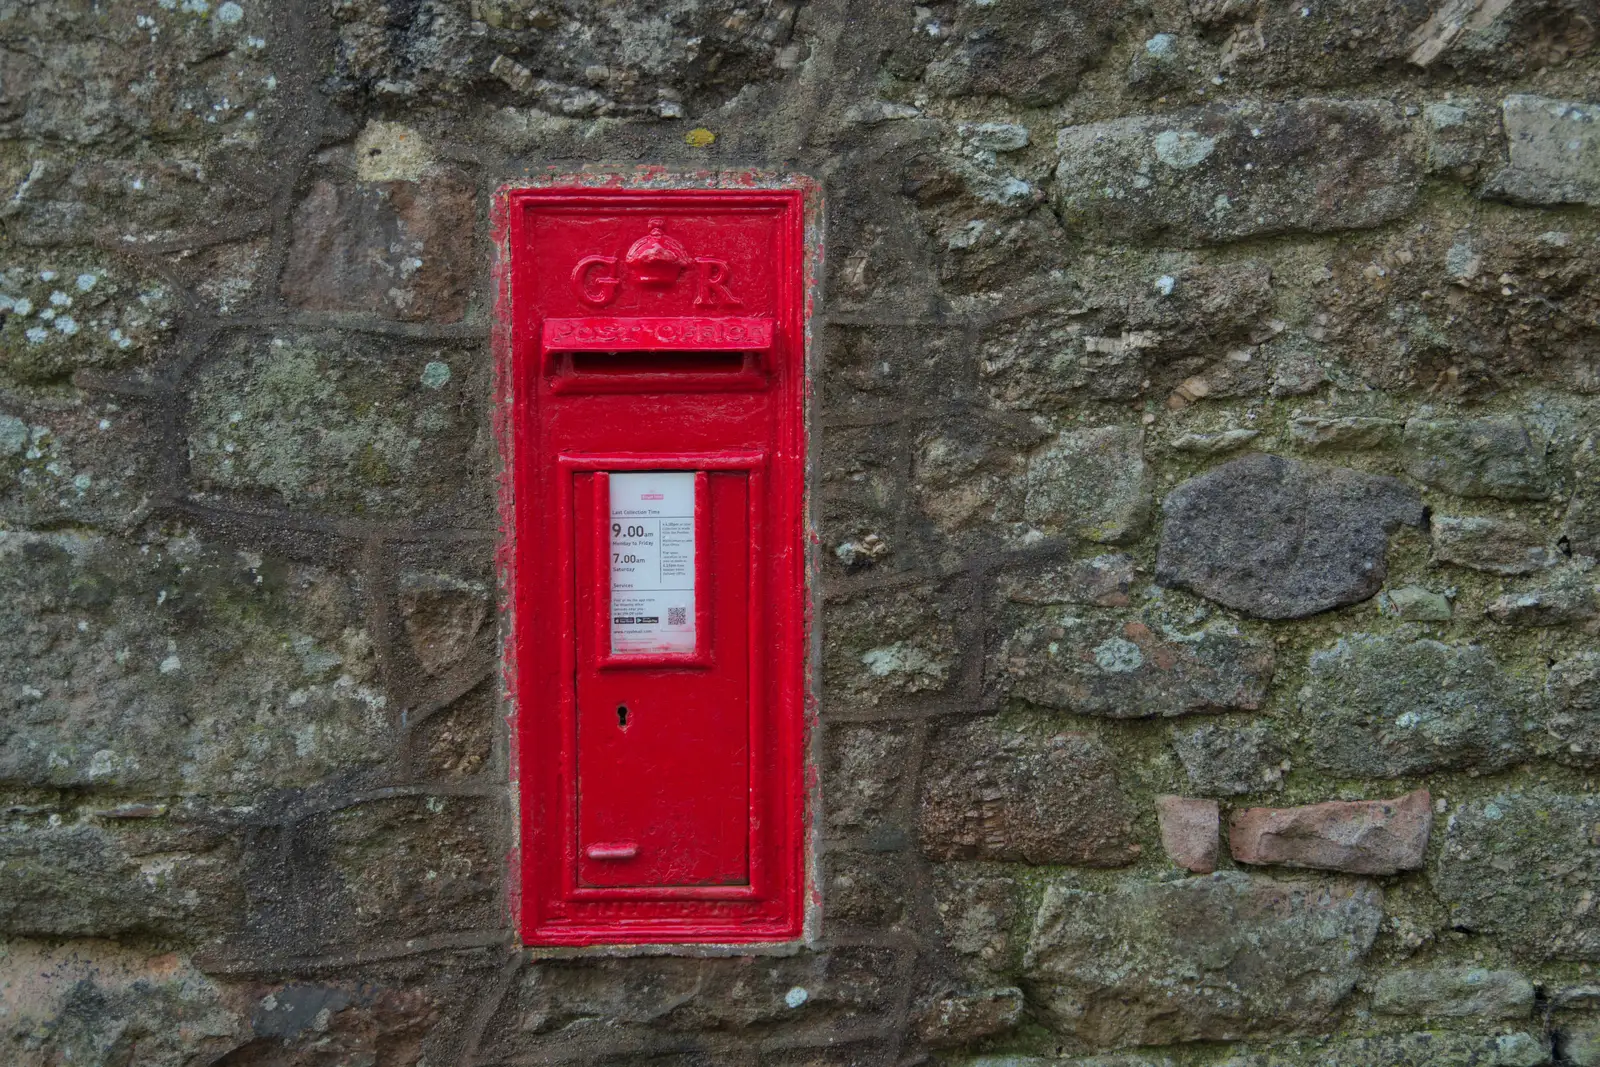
499 186 811 945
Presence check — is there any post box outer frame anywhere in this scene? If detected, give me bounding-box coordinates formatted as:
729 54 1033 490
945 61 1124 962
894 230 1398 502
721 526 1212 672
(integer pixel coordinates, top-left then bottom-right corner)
492 171 823 953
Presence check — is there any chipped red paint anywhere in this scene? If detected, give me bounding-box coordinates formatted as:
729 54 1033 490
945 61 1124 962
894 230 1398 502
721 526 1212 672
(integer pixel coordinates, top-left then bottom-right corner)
494 177 819 946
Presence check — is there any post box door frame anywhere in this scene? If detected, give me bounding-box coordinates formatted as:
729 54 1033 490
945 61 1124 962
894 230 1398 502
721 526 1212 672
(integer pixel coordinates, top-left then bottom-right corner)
495 178 819 949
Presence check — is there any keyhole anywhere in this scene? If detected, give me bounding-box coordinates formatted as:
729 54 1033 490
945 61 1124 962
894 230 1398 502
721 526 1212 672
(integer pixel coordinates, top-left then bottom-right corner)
617 704 630 729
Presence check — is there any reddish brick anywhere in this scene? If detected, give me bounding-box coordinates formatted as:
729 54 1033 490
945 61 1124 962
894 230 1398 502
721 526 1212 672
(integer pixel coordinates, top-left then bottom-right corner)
1156 796 1219 873
1229 789 1431 875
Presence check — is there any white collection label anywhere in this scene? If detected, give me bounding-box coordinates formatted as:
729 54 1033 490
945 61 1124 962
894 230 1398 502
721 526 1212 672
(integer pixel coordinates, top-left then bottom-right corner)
609 471 697 654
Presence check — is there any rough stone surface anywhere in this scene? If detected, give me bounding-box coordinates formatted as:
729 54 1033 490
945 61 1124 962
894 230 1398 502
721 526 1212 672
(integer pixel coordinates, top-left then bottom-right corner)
913 987 1025 1049
1289 416 1402 451
1545 653 1600 766
1370 967 1536 1020
1566 1026 1600 1067
1432 516 1562 576
1156 454 1426 619
824 722 914 837
978 260 1277 411
1402 418 1551 500
1433 791 1600 960
281 177 475 323
0 807 242 941
188 333 492 522
1486 563 1600 627
997 554 1135 607
1380 584 1455 621
1229 790 1432 875
1024 426 1152 543
1567 434 1600 557
993 613 1274 718
1485 96 1600 207
1156 796 1219 873
920 716 1138 866
1302 633 1531 777
1172 719 1287 795
0 531 387 794
1055 100 1419 245
1023 872 1383 1046
825 583 962 706
888 0 1124 106
1219 1032 1551 1067
983 1036 1550 1067
0 941 247 1066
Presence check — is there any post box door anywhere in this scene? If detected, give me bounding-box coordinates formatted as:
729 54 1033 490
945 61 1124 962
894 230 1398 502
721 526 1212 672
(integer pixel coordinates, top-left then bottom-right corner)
572 469 752 888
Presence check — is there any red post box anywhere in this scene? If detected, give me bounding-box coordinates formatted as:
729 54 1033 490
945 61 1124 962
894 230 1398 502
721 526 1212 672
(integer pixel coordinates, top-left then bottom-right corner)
497 184 813 945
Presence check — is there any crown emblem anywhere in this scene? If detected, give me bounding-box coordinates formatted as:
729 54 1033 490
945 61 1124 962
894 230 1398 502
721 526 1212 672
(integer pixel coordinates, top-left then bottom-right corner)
623 218 693 288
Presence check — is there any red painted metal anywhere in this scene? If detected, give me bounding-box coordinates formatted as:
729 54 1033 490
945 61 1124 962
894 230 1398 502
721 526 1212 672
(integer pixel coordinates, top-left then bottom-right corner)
500 187 809 945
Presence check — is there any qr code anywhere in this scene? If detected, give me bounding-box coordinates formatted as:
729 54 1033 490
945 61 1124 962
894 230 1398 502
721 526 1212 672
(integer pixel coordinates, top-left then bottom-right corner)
667 606 687 626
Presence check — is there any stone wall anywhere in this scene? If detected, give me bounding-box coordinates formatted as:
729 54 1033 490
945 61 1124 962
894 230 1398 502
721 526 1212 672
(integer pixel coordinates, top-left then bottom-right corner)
3 0 1600 1064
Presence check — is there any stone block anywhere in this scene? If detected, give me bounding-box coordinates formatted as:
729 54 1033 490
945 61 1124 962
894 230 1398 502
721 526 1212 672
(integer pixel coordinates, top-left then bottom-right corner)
823 722 914 836
1425 98 1504 181
1288 416 1402 451
412 681 496 779
1487 563 1600 626
1172 720 1286 795
1565 1025 1600 1067
0 259 176 386
0 397 157 533
1022 872 1383 1046
332 0 799 114
1379 585 1455 621
1212 0 1427 87
912 413 1038 534
0 805 243 940
289 794 501 951
823 850 909 928
481 949 893 1057
1402 417 1550 500
0 3 275 151
187 331 492 523
913 987 1024 1049
1566 433 1600 557
1543 652 1600 766
997 554 1136 608
1432 791 1600 960
398 571 489 676
977 261 1273 410
919 716 1137 866
1156 796 1219 873
1217 1031 1550 1066
1302 632 1530 778
0 531 389 794
822 583 962 706
1229 789 1432 876
1371 966 1535 1020
899 0 1123 106
1432 516 1561 575
1484 96 1600 207
1055 100 1419 246
0 941 248 1067
992 612 1274 718
1171 428 1261 454
1024 426 1152 543
280 177 474 323
1156 454 1425 619
932 866 1024 980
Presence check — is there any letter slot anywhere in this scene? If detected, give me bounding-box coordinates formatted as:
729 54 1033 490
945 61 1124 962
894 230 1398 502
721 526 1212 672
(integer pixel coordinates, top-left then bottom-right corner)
500 186 811 945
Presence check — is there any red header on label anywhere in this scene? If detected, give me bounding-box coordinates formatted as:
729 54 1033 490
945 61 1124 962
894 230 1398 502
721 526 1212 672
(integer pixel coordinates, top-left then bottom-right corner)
542 316 774 353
